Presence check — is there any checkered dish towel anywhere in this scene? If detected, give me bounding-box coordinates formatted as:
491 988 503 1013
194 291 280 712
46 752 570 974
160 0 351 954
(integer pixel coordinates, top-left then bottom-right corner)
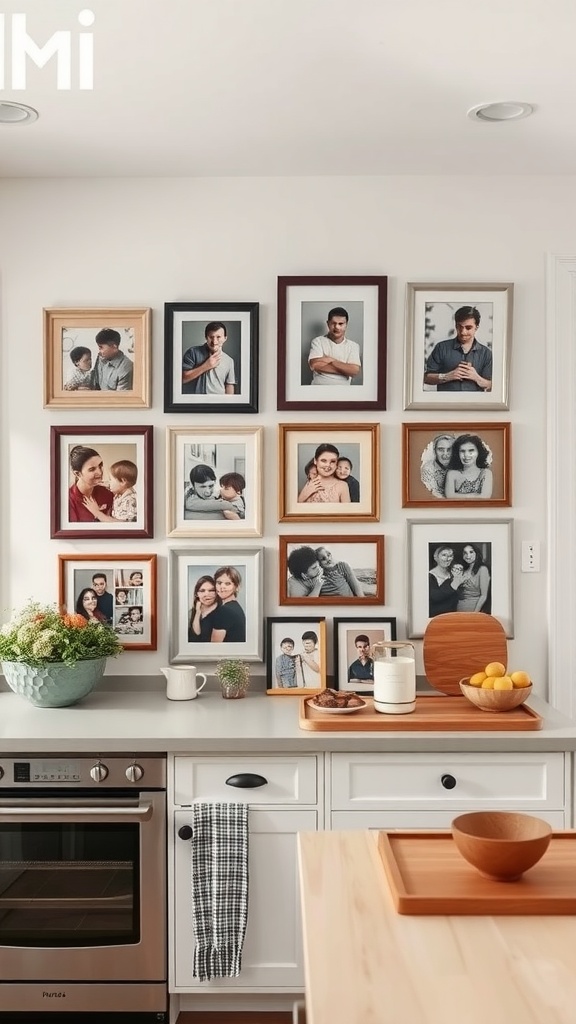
191 801 249 982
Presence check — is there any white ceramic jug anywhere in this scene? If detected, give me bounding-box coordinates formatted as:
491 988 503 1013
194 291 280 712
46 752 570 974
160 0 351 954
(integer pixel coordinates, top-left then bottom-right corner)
160 666 207 701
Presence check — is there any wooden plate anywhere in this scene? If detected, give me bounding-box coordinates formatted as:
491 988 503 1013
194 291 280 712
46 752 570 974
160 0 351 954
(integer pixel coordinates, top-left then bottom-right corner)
422 612 507 695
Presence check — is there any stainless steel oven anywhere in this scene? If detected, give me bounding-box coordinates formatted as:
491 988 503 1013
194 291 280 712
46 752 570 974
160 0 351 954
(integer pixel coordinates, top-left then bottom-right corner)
0 755 167 1022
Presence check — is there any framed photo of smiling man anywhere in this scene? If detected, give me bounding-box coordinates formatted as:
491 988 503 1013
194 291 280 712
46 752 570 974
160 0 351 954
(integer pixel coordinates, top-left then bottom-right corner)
164 301 259 414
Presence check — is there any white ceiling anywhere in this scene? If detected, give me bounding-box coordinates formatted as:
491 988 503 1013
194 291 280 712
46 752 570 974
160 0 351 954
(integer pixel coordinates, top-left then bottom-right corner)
1 0 575 178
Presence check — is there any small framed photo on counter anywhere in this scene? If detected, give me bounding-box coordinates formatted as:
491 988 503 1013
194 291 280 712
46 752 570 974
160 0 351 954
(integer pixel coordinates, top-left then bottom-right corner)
266 617 327 695
333 617 397 695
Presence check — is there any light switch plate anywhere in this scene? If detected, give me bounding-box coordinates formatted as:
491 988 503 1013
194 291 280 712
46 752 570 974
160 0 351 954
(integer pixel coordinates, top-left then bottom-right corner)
521 541 540 572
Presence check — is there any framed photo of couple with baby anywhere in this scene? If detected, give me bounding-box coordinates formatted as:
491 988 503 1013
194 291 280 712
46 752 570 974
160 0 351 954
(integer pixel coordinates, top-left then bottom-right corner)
166 426 263 538
58 553 157 650
402 422 511 508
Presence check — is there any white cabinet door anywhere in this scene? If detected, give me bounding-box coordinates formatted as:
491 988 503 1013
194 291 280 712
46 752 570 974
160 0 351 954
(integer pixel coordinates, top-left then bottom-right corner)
173 807 317 991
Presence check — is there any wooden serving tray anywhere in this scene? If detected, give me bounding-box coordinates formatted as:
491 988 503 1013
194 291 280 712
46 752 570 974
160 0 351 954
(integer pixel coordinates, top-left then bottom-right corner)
377 830 576 914
299 695 543 731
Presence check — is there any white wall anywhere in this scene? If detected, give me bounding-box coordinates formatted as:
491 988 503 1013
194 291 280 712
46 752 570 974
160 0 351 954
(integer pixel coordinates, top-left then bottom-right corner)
0 174 567 686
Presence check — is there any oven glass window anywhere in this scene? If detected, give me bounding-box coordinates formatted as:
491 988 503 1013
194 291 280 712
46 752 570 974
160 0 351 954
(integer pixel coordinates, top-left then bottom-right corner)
0 823 140 947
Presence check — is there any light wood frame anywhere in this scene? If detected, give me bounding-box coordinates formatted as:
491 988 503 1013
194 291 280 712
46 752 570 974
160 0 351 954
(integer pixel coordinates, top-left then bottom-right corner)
266 617 327 695
279 423 380 522
44 307 151 408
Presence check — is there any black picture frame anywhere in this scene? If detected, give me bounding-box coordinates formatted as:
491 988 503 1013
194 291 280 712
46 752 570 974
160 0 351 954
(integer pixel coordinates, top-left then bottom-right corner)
164 301 259 414
333 617 397 695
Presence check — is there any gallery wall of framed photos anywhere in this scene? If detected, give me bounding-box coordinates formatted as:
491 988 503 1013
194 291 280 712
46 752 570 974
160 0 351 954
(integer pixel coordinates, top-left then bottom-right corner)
0 175 551 683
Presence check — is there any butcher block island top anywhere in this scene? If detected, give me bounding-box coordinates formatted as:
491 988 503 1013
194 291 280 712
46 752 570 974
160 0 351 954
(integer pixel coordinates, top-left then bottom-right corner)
298 829 576 1024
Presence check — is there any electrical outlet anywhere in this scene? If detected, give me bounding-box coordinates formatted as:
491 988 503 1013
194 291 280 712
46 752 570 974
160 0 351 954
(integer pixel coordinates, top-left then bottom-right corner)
521 541 540 573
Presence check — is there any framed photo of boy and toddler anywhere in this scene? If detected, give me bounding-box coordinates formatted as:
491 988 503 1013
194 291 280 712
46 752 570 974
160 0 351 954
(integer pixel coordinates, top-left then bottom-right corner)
403 283 513 411
266 617 328 695
50 425 153 539
278 423 379 522
402 422 511 508
43 307 151 409
407 519 513 639
168 547 263 663
166 427 263 538
58 553 157 651
163 301 259 414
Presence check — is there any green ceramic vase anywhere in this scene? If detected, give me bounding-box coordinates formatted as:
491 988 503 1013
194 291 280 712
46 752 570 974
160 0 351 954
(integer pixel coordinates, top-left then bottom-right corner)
1 658 107 708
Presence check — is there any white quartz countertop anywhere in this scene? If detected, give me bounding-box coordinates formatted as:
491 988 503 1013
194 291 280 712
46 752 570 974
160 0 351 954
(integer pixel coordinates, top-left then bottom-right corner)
0 689 575 753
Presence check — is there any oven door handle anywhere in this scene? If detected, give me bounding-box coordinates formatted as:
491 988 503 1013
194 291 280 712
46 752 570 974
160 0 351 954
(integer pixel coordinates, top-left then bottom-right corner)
0 802 153 822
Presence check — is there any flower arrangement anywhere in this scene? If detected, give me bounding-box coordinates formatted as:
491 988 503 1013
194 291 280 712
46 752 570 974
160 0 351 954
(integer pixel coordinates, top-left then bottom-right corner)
0 601 123 668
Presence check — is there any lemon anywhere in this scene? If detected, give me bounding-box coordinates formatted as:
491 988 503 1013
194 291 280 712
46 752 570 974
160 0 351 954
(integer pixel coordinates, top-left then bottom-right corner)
468 671 487 687
484 661 506 678
510 670 531 689
494 675 514 690
481 676 497 689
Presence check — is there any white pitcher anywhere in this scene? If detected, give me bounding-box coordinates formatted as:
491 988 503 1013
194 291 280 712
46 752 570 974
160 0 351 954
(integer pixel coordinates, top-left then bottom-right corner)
160 666 207 701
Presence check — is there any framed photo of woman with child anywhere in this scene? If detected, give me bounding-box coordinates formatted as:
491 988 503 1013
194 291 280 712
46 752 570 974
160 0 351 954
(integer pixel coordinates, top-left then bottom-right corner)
50 425 154 539
402 422 511 508
58 553 157 650
166 426 263 538
169 547 263 663
278 423 379 522
407 519 513 638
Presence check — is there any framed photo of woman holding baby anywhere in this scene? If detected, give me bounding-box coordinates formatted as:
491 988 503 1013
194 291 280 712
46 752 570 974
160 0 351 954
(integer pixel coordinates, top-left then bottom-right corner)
50 425 154 539
166 426 263 538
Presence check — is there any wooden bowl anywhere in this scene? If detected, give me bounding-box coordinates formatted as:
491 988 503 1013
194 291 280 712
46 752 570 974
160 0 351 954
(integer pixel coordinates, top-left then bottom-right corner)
459 679 532 712
451 811 552 881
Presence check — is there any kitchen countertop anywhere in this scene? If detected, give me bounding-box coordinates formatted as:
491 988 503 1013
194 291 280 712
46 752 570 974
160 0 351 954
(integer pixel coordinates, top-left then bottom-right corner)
0 688 575 753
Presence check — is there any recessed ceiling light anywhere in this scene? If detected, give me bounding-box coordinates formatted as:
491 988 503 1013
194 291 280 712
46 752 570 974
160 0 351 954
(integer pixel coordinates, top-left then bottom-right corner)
0 101 39 125
467 101 534 123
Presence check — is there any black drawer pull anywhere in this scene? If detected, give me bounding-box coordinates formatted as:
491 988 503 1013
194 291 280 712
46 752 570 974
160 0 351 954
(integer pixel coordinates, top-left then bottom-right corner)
225 773 268 789
441 773 457 790
178 825 193 841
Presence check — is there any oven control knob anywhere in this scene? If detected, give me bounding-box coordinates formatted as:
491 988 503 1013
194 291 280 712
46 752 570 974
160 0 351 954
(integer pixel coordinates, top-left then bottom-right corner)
90 762 109 783
126 763 144 783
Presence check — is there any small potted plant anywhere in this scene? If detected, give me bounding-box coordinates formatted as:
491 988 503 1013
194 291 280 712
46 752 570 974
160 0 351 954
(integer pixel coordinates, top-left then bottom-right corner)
0 600 123 708
215 659 251 699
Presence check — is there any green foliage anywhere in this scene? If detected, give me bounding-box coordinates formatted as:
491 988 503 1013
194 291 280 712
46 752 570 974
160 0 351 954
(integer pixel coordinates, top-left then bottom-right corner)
0 601 123 667
215 659 250 688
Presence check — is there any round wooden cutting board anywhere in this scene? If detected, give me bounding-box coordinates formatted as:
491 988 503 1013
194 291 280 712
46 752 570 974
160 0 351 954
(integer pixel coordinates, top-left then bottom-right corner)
422 612 508 695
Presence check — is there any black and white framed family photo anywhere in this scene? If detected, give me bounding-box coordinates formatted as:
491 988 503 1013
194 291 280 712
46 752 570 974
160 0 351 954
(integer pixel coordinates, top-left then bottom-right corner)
164 301 259 414
280 536 384 606
402 422 511 508
166 427 262 537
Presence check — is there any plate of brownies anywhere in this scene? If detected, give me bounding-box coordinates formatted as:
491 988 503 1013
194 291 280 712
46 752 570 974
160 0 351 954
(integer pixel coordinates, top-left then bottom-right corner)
307 689 367 714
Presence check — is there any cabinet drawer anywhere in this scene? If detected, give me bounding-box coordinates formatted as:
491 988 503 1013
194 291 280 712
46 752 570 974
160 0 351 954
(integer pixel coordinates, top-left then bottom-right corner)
173 755 318 806
330 752 565 811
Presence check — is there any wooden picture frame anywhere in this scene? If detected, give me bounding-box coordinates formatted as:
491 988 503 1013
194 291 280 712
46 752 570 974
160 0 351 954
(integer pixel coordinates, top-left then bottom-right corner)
407 519 513 638
333 616 397 695
279 423 379 522
50 425 154 539
163 301 259 414
43 307 151 408
266 617 327 695
58 553 157 650
402 422 511 508
277 275 387 411
403 282 513 410
279 535 385 606
166 426 263 538
168 546 263 663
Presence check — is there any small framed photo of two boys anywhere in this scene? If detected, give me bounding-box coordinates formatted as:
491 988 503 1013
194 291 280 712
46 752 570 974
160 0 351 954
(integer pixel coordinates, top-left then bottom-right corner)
280 535 385 606
277 276 387 411
402 422 511 508
279 423 379 522
163 301 259 414
43 307 151 408
169 547 263 663
166 427 262 538
333 617 397 695
58 554 157 650
50 425 153 539
403 282 513 411
266 617 327 695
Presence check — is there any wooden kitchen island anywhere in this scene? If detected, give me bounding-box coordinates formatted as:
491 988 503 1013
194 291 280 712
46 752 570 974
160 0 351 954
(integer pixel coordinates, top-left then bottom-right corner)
297 829 576 1024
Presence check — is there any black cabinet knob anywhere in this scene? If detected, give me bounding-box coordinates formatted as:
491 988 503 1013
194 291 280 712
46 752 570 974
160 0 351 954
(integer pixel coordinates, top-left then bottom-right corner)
441 773 457 790
178 825 193 840
225 773 268 789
